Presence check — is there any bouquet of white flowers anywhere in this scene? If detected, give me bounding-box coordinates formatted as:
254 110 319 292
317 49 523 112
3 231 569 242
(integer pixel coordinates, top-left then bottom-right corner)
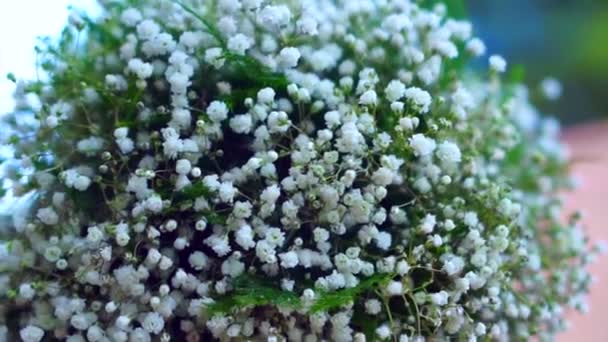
0 0 600 341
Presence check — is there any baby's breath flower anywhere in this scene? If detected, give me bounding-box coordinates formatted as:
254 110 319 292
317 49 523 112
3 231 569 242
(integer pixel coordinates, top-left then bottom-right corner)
489 54 507 73
0 1 592 341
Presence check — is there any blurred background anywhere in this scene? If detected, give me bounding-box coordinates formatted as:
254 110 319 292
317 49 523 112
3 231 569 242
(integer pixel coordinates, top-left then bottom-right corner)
0 0 606 340
466 0 608 126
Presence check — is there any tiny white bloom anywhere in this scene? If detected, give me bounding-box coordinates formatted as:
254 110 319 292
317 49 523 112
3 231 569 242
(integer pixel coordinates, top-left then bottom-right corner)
409 134 437 157
207 101 229 122
489 54 507 73
20 325 44 342
404 87 432 113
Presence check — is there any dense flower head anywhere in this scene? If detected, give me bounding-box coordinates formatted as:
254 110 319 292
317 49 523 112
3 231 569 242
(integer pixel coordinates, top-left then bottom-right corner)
0 0 599 341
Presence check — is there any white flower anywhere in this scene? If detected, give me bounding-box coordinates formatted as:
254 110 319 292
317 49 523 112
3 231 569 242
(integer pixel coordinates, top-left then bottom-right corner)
430 291 449 306
242 0 263 10
420 214 436 234
466 37 486 56
179 31 203 52
221 257 245 277
464 211 479 227
71 313 93 330
297 16 318 35
145 195 164 213
258 5 292 30
267 111 290 133
127 58 154 79
77 137 104 155
386 281 403 296
232 201 252 219
365 299 382 315
442 255 465 276
167 72 191 94
117 137 135 154
44 246 62 262
114 127 129 139
375 231 392 250
136 19 160 40
218 182 236 203
195 218 207 232
371 167 395 186
489 55 507 73
142 312 165 334
236 224 256 250
404 87 432 113
409 134 437 157
376 324 391 340
20 325 44 342
121 8 143 27
74 175 91 191
229 114 253 134
278 47 301 69
324 110 341 128
205 47 225 69
189 251 209 270
265 227 286 247
436 141 462 164
359 90 378 106
383 14 412 32
175 159 192 175
279 251 299 268
218 0 241 13
87 226 104 243
130 328 151 341
45 115 59 128
541 77 562 100
227 33 253 55
19 283 35 299
257 87 276 104
37 207 59 225
87 325 104 341
207 101 229 122
385 80 406 102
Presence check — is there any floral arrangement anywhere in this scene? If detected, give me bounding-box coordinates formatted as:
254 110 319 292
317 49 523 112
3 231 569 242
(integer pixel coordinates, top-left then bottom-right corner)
0 0 600 341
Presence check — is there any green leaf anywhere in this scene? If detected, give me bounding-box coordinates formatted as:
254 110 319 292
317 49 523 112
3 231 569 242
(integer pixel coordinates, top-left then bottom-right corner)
311 273 394 313
174 2 289 90
204 211 228 226
177 181 211 200
507 64 526 84
175 1 226 48
223 52 289 89
205 274 301 315
6 73 16 83
352 309 380 340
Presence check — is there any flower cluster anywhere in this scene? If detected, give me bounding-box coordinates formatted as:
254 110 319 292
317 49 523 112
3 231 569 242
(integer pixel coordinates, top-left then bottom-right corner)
0 0 600 341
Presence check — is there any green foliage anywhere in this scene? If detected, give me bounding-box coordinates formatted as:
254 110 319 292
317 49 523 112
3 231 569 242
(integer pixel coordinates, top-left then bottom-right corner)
176 0 288 92
223 52 289 89
6 73 16 83
205 274 302 315
423 0 467 18
205 273 395 316
175 0 226 48
311 273 394 313
176 181 212 200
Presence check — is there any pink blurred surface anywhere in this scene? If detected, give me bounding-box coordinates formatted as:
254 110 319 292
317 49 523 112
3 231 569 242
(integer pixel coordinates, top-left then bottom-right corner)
559 121 608 341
